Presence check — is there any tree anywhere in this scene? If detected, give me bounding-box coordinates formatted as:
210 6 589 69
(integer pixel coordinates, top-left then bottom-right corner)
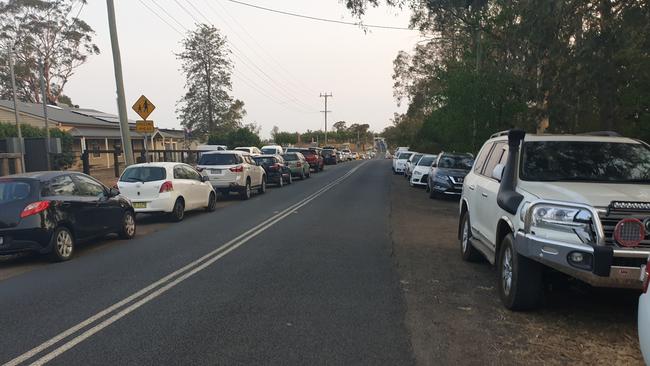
0 0 99 104
333 121 347 131
176 24 244 138
273 131 298 145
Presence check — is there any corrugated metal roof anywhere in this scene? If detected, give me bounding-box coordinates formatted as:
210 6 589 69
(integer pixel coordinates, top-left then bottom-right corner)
68 127 145 139
0 100 110 127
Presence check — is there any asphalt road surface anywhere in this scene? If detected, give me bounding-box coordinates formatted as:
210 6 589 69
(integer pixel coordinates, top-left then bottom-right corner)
0 160 414 366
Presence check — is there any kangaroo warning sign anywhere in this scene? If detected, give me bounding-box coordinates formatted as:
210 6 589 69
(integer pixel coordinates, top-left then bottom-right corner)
132 95 155 120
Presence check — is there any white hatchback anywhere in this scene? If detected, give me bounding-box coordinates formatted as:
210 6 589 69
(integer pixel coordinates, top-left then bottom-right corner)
392 151 413 174
197 150 266 200
117 162 216 221
409 154 437 187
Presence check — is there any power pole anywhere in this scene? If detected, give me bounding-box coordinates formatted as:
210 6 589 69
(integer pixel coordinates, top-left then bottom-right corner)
320 92 332 145
39 59 51 170
8 48 26 170
106 0 134 166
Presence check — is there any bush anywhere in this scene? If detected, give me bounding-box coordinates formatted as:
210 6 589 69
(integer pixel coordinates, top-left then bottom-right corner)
0 122 75 170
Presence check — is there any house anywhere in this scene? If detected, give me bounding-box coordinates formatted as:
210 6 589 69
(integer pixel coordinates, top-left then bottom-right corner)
0 100 192 169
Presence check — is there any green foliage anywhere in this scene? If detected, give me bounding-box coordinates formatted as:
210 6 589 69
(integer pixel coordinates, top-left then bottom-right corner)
272 132 298 146
0 0 99 103
0 122 75 169
207 126 261 148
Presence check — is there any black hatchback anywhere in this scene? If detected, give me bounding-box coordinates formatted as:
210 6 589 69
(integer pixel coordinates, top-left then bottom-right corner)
0 172 136 261
253 155 293 187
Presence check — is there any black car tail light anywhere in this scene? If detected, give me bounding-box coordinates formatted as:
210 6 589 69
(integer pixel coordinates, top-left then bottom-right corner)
20 201 51 218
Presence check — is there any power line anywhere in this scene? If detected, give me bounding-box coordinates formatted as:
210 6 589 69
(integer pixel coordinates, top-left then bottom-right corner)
225 0 415 31
137 0 184 35
148 0 189 32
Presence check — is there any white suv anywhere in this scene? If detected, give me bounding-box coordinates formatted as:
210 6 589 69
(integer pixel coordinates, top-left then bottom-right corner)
197 151 266 200
460 130 650 310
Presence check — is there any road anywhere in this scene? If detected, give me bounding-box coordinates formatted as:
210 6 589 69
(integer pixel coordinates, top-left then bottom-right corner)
0 159 644 365
0 160 413 365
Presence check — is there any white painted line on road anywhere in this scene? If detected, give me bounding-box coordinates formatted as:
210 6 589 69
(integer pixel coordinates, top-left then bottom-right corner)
4 162 367 366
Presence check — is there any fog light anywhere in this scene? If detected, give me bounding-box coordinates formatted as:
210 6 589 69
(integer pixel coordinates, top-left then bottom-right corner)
570 252 584 263
567 251 593 270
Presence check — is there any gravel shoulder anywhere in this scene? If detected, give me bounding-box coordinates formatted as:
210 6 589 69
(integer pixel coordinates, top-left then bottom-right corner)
388 168 643 365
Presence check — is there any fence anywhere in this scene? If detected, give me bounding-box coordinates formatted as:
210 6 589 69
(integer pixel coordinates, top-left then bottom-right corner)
81 148 210 178
0 153 24 176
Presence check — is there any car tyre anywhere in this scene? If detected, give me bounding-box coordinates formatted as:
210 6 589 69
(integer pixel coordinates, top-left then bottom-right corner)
258 177 267 194
429 186 439 199
459 212 481 262
119 210 136 239
49 226 75 262
287 174 293 184
498 233 543 310
170 198 185 222
300 170 305 180
206 192 217 212
241 180 252 200
278 175 284 187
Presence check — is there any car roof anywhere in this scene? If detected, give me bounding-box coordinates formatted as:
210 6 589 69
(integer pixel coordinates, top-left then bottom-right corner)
125 162 182 169
255 154 279 158
486 133 641 145
202 150 248 155
0 171 70 181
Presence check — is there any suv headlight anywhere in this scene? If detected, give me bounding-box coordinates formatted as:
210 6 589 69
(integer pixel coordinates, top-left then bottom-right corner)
525 203 596 245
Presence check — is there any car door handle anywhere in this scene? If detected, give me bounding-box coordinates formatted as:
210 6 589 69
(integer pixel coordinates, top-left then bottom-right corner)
481 192 488 198
467 185 475 190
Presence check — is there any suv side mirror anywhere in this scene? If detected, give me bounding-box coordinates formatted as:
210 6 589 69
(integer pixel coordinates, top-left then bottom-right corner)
108 187 120 197
492 164 505 182
431 162 437 168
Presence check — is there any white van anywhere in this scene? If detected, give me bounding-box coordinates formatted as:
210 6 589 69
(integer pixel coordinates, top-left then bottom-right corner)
260 145 283 155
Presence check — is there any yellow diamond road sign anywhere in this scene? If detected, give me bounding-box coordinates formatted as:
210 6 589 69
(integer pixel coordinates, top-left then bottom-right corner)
132 95 155 120
136 120 155 134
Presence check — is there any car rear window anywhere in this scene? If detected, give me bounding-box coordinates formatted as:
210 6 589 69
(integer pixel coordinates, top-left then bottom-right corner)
120 167 167 182
199 154 240 165
0 180 32 203
398 152 413 159
254 157 276 165
283 153 299 161
301 150 315 156
261 148 277 154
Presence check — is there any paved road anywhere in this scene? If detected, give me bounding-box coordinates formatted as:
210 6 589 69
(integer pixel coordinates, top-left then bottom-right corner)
0 160 414 365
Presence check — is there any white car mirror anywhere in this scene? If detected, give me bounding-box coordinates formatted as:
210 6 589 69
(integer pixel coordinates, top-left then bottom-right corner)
492 164 505 182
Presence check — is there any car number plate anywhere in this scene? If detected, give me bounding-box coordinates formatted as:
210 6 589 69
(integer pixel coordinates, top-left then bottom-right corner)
211 169 222 174
132 202 147 209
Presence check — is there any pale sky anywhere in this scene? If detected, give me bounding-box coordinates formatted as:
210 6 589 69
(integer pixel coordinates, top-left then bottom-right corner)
65 0 422 138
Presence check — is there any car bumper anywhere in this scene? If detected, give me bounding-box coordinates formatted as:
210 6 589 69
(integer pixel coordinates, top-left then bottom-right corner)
210 176 245 190
515 231 650 289
410 175 427 186
0 227 52 254
130 196 176 213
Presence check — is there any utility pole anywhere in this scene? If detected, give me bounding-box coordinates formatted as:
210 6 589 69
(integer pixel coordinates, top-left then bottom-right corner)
8 47 26 170
39 59 51 170
320 93 332 145
106 0 134 166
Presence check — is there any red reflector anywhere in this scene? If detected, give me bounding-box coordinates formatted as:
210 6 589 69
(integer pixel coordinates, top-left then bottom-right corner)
230 165 244 173
159 181 174 193
614 218 645 247
21 201 51 218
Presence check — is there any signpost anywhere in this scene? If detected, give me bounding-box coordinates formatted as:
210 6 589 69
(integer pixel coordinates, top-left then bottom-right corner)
132 95 156 162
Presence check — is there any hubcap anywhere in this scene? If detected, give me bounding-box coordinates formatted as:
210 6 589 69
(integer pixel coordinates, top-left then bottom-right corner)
56 230 73 257
502 247 513 295
176 202 184 218
462 219 469 252
125 213 135 236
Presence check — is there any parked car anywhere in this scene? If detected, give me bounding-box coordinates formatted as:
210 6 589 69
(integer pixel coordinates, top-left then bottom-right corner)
118 162 216 221
0 172 136 261
409 154 437 187
639 267 650 365
234 146 262 156
253 155 292 187
350 152 359 160
336 151 345 162
341 149 352 161
261 145 284 155
282 152 311 180
197 151 266 200
427 152 474 198
460 130 650 310
322 148 338 165
404 153 424 180
300 148 325 172
392 151 413 174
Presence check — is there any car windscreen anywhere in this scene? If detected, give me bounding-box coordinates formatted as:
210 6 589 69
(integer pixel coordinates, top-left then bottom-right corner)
301 150 315 156
521 141 650 183
418 156 436 166
438 155 473 170
398 152 413 160
322 149 334 156
119 167 167 182
283 154 299 161
254 157 276 165
261 148 277 155
199 154 239 166
0 180 32 203
410 154 423 162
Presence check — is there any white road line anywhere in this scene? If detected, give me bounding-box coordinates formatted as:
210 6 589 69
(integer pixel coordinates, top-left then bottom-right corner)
3 162 366 366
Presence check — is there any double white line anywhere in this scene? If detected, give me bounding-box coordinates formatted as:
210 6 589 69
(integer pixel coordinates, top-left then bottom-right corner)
5 162 367 366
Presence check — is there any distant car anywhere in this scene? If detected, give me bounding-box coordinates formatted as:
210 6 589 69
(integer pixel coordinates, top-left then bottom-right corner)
341 149 352 161
253 155 292 187
0 172 136 261
301 148 325 172
392 151 413 174
409 154 437 187
234 146 262 156
426 152 474 198
197 151 266 200
639 267 650 365
118 162 216 221
322 148 338 165
282 152 311 180
350 152 359 160
261 145 284 155
336 151 344 162
404 153 423 180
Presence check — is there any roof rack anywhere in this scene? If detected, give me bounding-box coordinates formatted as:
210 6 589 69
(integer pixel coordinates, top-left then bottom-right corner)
490 130 510 138
578 131 621 137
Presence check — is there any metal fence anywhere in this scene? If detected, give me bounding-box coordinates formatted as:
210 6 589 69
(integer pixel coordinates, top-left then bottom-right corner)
81 148 210 178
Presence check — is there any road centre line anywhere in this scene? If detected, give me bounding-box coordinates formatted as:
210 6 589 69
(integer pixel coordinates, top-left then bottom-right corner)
4 162 367 366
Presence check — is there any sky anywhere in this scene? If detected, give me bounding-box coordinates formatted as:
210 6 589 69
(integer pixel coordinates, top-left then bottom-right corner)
64 0 423 138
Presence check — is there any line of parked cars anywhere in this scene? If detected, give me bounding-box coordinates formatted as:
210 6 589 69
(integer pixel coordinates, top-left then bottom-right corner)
0 144 361 263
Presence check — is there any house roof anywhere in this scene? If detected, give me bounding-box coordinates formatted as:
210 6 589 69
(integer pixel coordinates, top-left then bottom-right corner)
0 100 112 127
67 127 145 139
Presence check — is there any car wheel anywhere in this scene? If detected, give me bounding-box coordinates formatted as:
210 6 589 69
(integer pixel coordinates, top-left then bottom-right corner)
459 212 481 262
206 192 217 212
306 169 311 178
170 198 185 222
498 233 543 310
425 183 431 192
287 174 293 184
409 179 414 187
258 177 267 194
119 210 136 239
49 226 74 262
278 175 284 187
241 180 251 200
300 170 305 180
429 186 438 199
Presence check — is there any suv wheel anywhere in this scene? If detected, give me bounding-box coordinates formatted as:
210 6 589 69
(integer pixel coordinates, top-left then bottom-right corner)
241 180 252 200
49 226 74 262
258 177 267 194
119 211 136 239
498 233 543 310
429 185 439 199
459 212 481 262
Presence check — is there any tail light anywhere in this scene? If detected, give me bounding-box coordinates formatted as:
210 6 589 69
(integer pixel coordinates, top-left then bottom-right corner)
159 181 174 193
643 259 650 294
230 165 244 173
270 163 282 170
21 201 51 218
